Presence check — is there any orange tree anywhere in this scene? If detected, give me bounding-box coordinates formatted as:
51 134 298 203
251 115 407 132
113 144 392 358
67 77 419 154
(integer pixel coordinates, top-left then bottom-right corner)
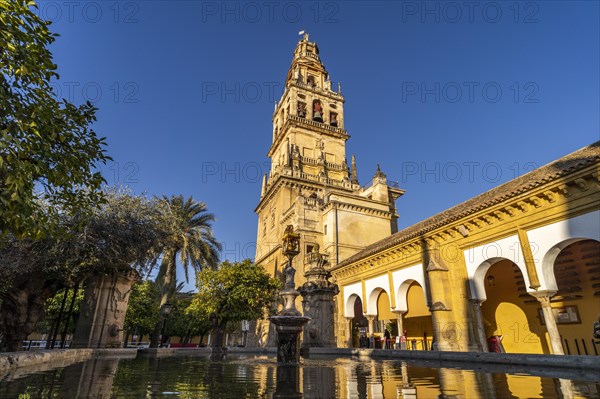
0 0 109 239
187 260 280 356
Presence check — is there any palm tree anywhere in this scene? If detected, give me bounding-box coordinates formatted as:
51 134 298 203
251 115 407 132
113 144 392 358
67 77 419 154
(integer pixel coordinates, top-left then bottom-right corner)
150 195 221 348
156 195 221 306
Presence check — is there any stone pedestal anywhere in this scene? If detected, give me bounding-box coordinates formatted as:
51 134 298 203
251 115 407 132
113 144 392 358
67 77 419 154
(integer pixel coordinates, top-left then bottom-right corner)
298 251 339 349
72 270 138 348
270 316 310 363
270 225 310 363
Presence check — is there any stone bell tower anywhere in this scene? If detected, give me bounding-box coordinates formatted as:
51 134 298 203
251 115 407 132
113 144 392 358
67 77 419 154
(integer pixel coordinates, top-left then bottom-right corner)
250 34 404 347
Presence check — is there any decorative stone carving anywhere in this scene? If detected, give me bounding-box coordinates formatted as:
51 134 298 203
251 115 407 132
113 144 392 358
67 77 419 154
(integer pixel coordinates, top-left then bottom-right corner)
430 301 450 311
298 246 339 348
426 257 448 272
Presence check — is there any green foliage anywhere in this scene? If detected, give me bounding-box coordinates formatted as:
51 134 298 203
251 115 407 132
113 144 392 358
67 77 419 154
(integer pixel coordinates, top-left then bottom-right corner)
188 260 281 329
124 280 161 337
0 189 167 290
0 190 168 350
155 195 221 305
0 0 110 239
64 188 168 277
34 287 84 334
125 280 212 341
165 295 212 340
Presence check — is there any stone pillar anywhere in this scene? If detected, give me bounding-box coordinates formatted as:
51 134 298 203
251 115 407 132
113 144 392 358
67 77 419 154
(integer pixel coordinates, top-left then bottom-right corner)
345 317 354 348
298 249 339 349
469 299 487 352
365 315 376 348
72 270 138 348
426 257 455 351
530 290 564 355
393 310 406 349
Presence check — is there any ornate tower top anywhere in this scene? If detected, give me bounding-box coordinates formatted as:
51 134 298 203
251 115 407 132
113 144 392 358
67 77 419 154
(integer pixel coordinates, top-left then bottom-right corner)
283 33 339 95
284 33 326 87
266 34 348 185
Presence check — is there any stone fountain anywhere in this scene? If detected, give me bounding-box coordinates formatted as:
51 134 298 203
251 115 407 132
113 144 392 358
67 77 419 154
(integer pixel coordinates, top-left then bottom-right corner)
269 225 310 363
298 244 339 351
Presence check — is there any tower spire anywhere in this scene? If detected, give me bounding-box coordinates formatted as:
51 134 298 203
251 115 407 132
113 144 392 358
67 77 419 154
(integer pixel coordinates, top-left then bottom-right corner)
375 164 385 179
351 155 359 184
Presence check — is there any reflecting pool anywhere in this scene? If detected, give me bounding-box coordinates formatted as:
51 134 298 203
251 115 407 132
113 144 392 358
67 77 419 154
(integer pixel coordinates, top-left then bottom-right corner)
0 354 598 398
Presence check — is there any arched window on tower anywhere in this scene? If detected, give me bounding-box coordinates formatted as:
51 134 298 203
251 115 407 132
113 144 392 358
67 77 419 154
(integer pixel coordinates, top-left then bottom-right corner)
330 112 338 127
307 75 316 88
312 100 323 123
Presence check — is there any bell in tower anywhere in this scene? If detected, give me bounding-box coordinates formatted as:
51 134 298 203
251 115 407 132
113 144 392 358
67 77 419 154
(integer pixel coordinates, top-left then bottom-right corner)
330 112 338 127
312 100 324 123
298 102 307 118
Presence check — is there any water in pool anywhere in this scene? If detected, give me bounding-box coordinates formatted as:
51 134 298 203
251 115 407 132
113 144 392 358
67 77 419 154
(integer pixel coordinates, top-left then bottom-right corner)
0 354 598 398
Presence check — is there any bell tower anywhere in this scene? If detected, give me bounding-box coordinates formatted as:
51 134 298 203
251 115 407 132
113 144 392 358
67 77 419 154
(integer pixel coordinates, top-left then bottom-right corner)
268 32 347 185
252 34 404 347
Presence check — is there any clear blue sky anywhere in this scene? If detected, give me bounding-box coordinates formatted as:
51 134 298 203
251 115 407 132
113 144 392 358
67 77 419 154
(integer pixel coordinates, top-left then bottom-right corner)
44 1 599 291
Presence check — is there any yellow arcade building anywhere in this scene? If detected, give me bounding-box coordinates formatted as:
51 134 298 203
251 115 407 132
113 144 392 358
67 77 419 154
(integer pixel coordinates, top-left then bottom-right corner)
331 142 600 355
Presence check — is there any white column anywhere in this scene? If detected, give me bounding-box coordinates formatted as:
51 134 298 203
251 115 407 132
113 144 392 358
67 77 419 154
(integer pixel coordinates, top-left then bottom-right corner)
366 315 376 348
530 290 564 355
393 310 406 349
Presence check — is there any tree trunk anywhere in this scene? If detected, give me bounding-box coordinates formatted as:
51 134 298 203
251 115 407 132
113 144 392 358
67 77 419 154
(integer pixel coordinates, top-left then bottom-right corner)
183 328 192 344
151 254 177 348
123 331 130 348
149 327 160 349
210 318 227 360
158 252 177 307
0 278 58 352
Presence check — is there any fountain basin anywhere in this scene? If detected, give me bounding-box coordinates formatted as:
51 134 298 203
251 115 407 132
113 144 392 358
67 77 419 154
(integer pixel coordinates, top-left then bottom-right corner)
269 315 310 363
